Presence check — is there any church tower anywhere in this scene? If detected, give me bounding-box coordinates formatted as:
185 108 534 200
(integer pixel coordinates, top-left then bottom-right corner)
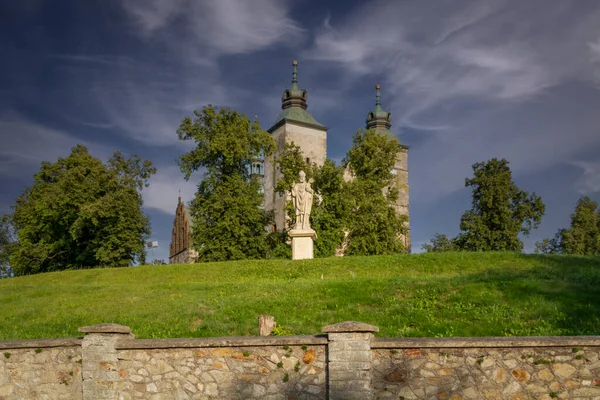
365 85 411 252
169 197 198 264
263 61 328 230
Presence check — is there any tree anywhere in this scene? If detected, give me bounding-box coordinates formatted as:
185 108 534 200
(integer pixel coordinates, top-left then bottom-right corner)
0 215 15 277
422 233 457 253
177 105 276 262
537 197 600 255
9 145 155 275
151 259 167 265
342 129 407 255
310 159 350 257
561 196 600 256
274 143 350 257
534 229 564 254
454 158 545 252
274 129 407 257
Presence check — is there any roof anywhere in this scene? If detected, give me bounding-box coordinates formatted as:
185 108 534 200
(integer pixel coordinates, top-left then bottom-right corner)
270 107 327 132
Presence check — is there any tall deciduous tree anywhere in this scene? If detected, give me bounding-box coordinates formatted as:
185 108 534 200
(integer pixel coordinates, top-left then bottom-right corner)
536 196 600 255
454 158 545 252
0 215 15 277
274 129 406 257
9 145 155 275
561 196 600 256
177 105 276 262
274 143 349 257
342 129 407 255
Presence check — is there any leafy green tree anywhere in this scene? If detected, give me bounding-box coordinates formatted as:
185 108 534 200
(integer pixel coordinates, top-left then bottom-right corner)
177 105 276 262
273 143 349 257
561 196 600 256
538 197 600 255
534 229 565 254
422 233 457 252
0 215 15 277
342 129 407 255
274 129 406 257
9 145 155 275
310 159 350 257
454 158 545 252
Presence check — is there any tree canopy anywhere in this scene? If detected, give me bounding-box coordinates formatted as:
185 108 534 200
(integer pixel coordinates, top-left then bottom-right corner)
424 158 545 253
274 129 407 257
274 143 349 257
453 158 545 252
177 105 276 262
421 233 457 253
9 145 155 275
0 216 15 277
536 196 600 256
342 129 407 255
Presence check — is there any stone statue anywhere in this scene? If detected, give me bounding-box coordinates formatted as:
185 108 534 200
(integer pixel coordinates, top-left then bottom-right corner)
291 170 314 230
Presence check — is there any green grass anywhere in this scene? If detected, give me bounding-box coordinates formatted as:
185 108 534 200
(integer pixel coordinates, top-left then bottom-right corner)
1 252 599 340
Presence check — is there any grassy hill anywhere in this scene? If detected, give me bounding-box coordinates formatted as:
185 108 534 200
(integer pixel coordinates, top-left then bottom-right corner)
1 252 599 340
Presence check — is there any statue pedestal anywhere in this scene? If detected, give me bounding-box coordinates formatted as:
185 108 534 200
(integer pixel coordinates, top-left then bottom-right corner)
288 229 317 260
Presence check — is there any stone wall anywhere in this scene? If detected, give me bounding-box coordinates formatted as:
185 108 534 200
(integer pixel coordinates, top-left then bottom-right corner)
372 337 600 400
116 341 326 399
0 339 82 399
2 322 600 399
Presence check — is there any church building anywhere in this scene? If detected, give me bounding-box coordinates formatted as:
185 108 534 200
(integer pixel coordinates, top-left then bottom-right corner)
169 196 198 264
169 61 411 263
262 61 411 251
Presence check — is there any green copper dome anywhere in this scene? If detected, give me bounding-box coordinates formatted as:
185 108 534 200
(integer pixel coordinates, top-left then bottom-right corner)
366 84 393 132
270 61 327 132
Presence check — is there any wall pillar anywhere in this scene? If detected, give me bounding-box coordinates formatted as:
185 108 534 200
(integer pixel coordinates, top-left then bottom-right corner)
79 323 133 400
323 321 379 400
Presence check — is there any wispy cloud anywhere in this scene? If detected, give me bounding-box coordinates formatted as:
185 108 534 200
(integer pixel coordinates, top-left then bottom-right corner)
49 0 305 148
590 37 600 61
143 164 198 215
573 161 600 194
0 111 112 177
47 52 234 147
304 0 600 202
120 0 304 55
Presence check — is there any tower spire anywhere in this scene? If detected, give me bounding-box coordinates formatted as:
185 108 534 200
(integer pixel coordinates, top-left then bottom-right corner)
366 84 392 131
292 60 298 90
281 60 308 110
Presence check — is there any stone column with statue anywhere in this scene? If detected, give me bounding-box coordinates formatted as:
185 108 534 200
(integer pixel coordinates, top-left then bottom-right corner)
289 170 317 259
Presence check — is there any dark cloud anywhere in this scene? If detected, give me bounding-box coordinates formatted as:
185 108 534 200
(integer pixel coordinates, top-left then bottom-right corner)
1 0 599 260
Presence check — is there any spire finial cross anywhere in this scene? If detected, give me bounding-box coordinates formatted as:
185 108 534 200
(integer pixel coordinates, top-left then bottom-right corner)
292 60 298 88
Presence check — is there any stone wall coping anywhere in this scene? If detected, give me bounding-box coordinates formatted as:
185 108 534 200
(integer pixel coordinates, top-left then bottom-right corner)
0 338 82 350
322 321 379 333
373 335 600 349
115 334 328 350
78 323 131 334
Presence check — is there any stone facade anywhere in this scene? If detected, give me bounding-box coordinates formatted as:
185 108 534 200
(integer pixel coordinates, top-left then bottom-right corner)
393 147 411 251
5 322 599 399
264 119 327 232
169 197 198 264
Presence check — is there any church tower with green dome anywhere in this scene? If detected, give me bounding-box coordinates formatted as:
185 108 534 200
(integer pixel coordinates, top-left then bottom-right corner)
263 61 328 231
365 84 411 252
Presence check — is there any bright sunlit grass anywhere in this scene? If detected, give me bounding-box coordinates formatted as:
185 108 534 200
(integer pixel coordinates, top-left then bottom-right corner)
1 252 599 340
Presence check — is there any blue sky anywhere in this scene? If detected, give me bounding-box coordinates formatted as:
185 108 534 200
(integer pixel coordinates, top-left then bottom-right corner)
1 0 600 262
